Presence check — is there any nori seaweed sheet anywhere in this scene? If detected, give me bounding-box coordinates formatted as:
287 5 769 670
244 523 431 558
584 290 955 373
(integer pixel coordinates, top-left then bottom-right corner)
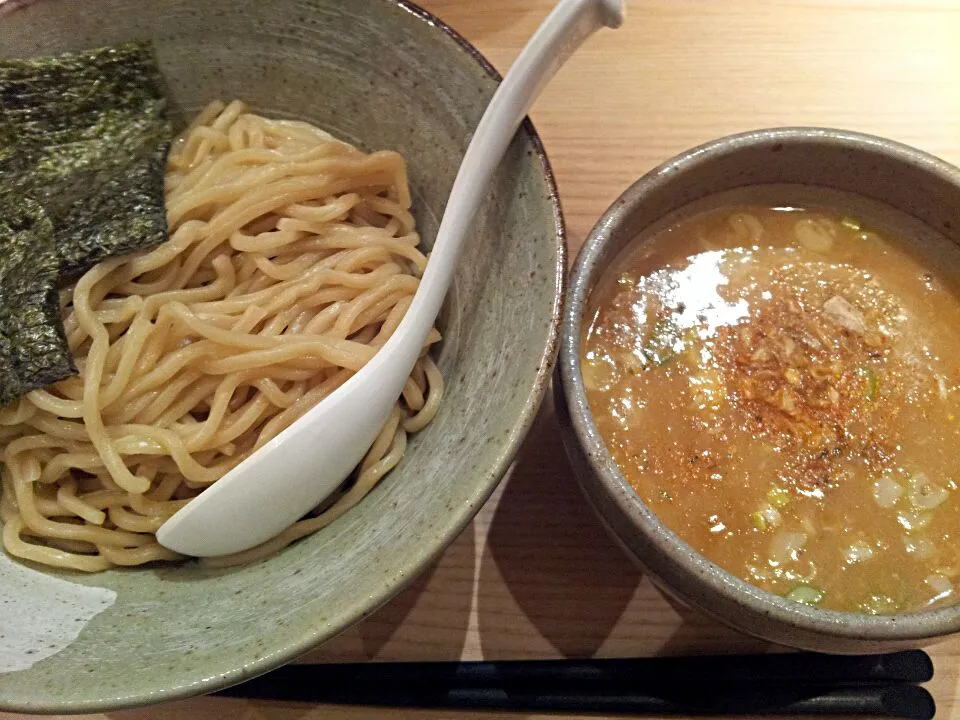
0 42 172 402
0 198 73 405
0 42 172 276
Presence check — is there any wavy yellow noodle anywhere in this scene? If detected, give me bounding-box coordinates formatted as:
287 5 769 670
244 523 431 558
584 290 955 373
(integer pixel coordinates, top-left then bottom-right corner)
0 100 443 572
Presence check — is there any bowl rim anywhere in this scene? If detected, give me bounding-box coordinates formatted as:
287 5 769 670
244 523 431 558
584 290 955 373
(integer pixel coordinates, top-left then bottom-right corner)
0 0 566 712
559 125 960 643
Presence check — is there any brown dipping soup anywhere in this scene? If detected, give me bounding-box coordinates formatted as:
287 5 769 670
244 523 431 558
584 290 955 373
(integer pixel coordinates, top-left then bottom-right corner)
583 190 960 614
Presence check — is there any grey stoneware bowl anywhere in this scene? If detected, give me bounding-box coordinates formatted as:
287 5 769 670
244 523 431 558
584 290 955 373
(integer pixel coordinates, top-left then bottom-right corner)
556 127 960 654
0 0 564 712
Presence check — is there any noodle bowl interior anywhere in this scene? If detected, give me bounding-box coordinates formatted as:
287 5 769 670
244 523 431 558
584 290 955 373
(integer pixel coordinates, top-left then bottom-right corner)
583 192 960 614
0 100 443 572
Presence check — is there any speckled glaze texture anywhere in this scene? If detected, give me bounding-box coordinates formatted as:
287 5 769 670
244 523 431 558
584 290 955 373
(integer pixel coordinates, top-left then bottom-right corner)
557 128 960 654
0 0 565 712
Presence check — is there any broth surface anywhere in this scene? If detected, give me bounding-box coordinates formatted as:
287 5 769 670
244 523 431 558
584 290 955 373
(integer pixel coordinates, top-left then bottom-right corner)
583 201 960 613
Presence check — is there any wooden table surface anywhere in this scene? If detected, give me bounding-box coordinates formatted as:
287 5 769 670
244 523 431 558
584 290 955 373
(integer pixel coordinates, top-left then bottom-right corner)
5 1 960 718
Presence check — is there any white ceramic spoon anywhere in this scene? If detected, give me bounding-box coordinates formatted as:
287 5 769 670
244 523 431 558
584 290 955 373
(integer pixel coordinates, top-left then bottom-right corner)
157 0 625 557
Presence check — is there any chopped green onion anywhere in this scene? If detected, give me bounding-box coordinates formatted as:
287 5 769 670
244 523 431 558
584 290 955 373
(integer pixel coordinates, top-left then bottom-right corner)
786 585 824 606
840 216 861 231
907 473 949 509
769 530 808 565
843 541 874 564
903 536 935 559
751 511 767 531
872 474 903 508
648 349 677 368
857 366 879 401
925 574 953 604
641 316 684 368
897 508 933 532
767 486 791 508
794 218 835 253
751 504 781 531
582 353 619 392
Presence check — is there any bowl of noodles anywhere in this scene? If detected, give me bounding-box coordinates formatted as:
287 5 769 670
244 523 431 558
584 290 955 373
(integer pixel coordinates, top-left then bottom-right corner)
0 0 564 711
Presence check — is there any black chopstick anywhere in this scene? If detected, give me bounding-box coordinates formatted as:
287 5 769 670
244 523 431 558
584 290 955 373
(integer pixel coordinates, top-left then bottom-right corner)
219 681 936 720
215 650 936 718
219 683 935 718
217 650 933 689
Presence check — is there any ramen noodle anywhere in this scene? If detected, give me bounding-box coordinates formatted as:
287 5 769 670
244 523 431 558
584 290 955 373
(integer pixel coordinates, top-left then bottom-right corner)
0 100 443 571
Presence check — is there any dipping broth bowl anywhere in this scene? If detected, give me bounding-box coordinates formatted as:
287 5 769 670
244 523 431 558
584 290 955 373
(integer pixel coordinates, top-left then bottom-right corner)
556 127 960 653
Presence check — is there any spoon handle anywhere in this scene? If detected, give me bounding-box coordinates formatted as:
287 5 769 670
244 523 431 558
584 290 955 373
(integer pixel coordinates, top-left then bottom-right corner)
365 0 625 429
365 0 626 431
157 0 624 557
407 0 625 333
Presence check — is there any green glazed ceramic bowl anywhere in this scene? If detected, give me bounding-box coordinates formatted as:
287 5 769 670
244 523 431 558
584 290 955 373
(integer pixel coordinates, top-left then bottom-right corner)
0 0 564 711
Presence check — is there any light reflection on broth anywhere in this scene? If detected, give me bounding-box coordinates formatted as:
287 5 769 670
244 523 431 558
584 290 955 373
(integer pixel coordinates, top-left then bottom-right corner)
583 199 960 614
